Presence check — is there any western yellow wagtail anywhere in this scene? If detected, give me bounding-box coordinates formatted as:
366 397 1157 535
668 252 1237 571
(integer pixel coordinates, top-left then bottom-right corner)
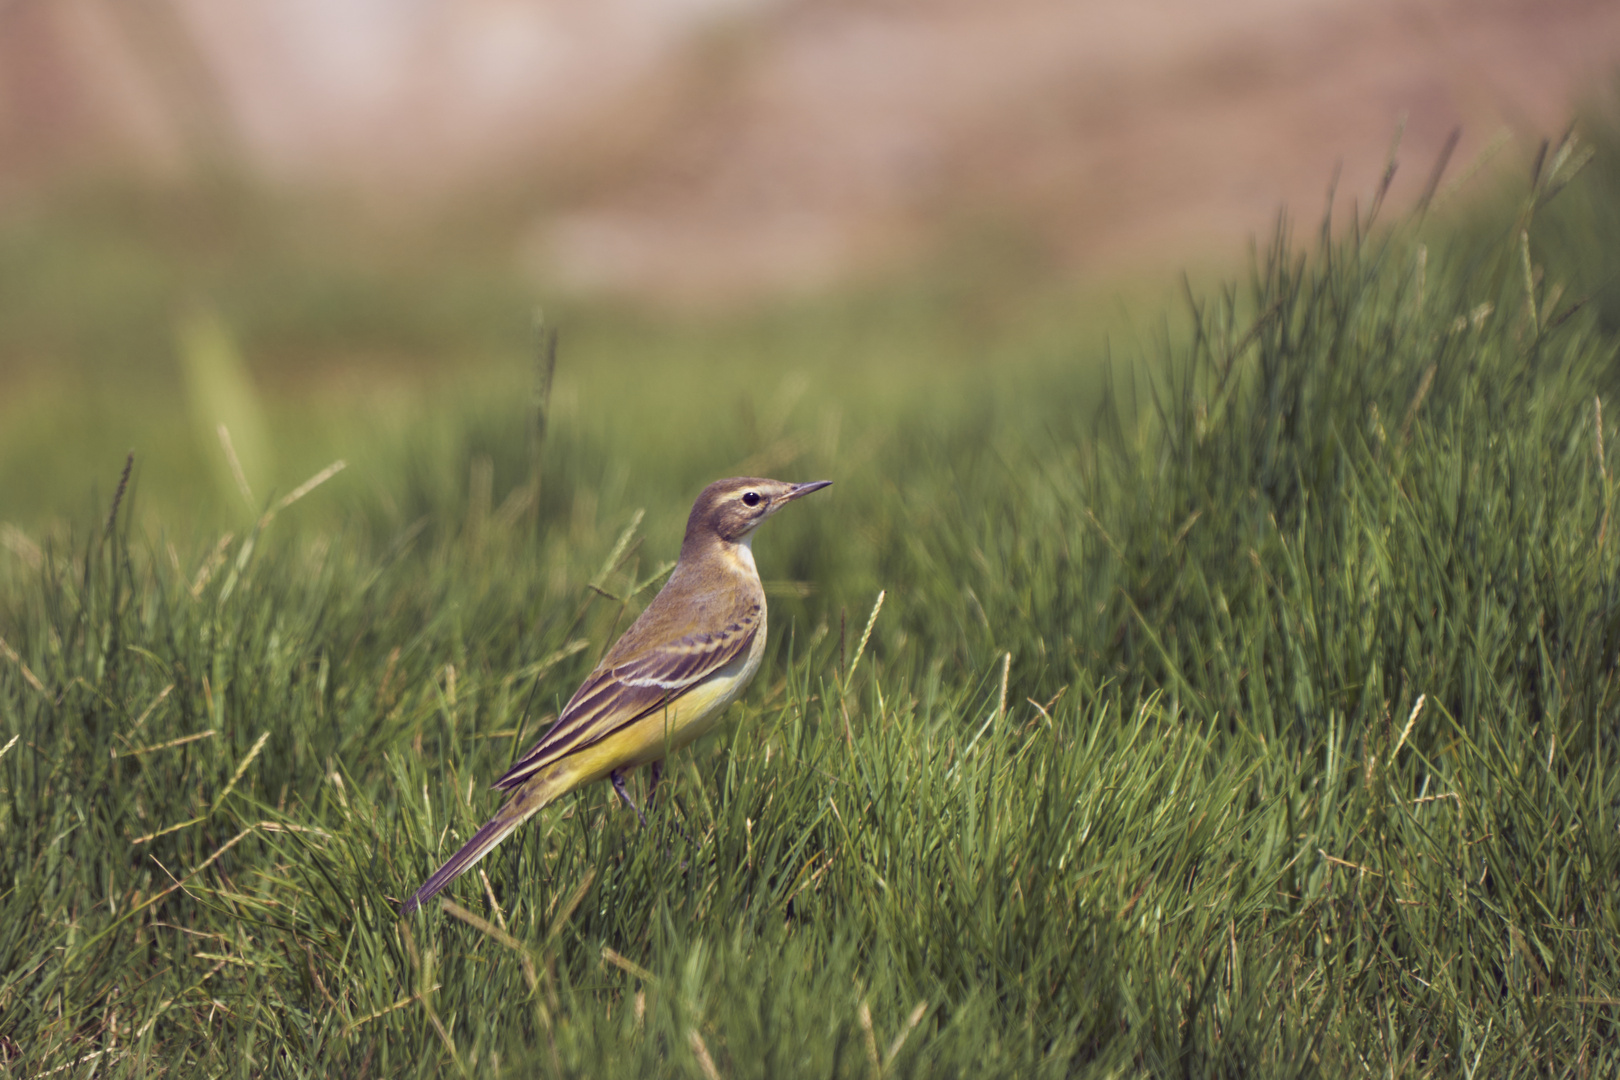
401 476 831 914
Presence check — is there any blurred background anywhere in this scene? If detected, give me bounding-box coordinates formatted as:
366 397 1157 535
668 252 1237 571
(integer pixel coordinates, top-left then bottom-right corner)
3 0 1620 533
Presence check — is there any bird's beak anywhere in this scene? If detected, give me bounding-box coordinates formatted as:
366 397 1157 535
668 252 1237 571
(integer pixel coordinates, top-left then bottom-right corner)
783 480 832 502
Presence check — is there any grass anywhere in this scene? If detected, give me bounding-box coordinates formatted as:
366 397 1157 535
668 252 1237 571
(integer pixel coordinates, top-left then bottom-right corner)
5 126 1620 1075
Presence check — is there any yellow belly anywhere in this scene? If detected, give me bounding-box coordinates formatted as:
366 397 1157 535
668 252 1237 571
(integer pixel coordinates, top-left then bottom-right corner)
559 625 767 788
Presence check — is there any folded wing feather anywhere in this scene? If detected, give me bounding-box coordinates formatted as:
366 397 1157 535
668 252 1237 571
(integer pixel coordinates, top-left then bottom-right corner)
493 617 759 791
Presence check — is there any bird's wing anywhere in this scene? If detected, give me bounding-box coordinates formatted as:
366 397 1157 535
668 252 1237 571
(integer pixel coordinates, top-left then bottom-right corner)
493 616 759 790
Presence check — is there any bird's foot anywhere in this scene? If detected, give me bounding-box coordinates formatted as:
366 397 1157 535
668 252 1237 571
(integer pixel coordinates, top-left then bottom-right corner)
610 768 648 828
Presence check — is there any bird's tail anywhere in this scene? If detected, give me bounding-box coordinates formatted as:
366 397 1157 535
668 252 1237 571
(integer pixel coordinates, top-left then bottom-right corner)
400 772 563 915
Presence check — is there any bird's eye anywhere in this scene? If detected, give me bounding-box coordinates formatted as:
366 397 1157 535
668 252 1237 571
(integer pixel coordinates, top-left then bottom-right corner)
742 491 762 507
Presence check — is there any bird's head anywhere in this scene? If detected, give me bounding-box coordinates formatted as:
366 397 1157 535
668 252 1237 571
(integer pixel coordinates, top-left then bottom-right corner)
686 477 832 547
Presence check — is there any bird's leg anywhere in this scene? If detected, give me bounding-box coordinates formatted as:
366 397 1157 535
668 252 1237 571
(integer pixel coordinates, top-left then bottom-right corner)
643 759 697 848
643 760 686 860
647 760 663 808
610 768 648 828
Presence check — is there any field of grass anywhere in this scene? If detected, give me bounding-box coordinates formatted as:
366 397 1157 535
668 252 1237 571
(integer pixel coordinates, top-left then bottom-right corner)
5 123 1620 1076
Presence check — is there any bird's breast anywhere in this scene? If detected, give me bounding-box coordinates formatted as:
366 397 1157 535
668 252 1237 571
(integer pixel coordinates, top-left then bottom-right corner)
679 601 767 728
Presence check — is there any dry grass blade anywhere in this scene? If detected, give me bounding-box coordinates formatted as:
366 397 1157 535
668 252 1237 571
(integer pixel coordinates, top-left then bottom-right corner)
217 424 255 508
844 590 885 692
513 639 590 682
1521 229 1539 334
1597 396 1610 546
0 523 42 569
996 651 1011 720
1399 365 1436 444
441 899 531 958
118 728 214 760
884 1001 930 1067
547 868 597 945
0 634 48 696
189 533 235 597
859 1000 880 1078
601 947 655 983
132 816 206 845
344 985 443 1036
212 731 271 811
689 1029 723 1080
128 684 174 732
478 869 507 932
119 826 258 921
1392 695 1425 757
275 460 347 513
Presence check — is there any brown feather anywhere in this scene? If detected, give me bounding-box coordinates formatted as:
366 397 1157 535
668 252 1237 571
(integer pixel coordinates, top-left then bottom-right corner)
493 566 764 790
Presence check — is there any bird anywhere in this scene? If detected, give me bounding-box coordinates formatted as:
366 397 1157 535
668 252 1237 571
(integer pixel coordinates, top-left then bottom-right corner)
401 476 831 915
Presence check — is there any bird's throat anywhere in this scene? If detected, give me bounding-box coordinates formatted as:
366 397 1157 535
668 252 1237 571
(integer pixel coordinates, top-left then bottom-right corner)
729 533 759 578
